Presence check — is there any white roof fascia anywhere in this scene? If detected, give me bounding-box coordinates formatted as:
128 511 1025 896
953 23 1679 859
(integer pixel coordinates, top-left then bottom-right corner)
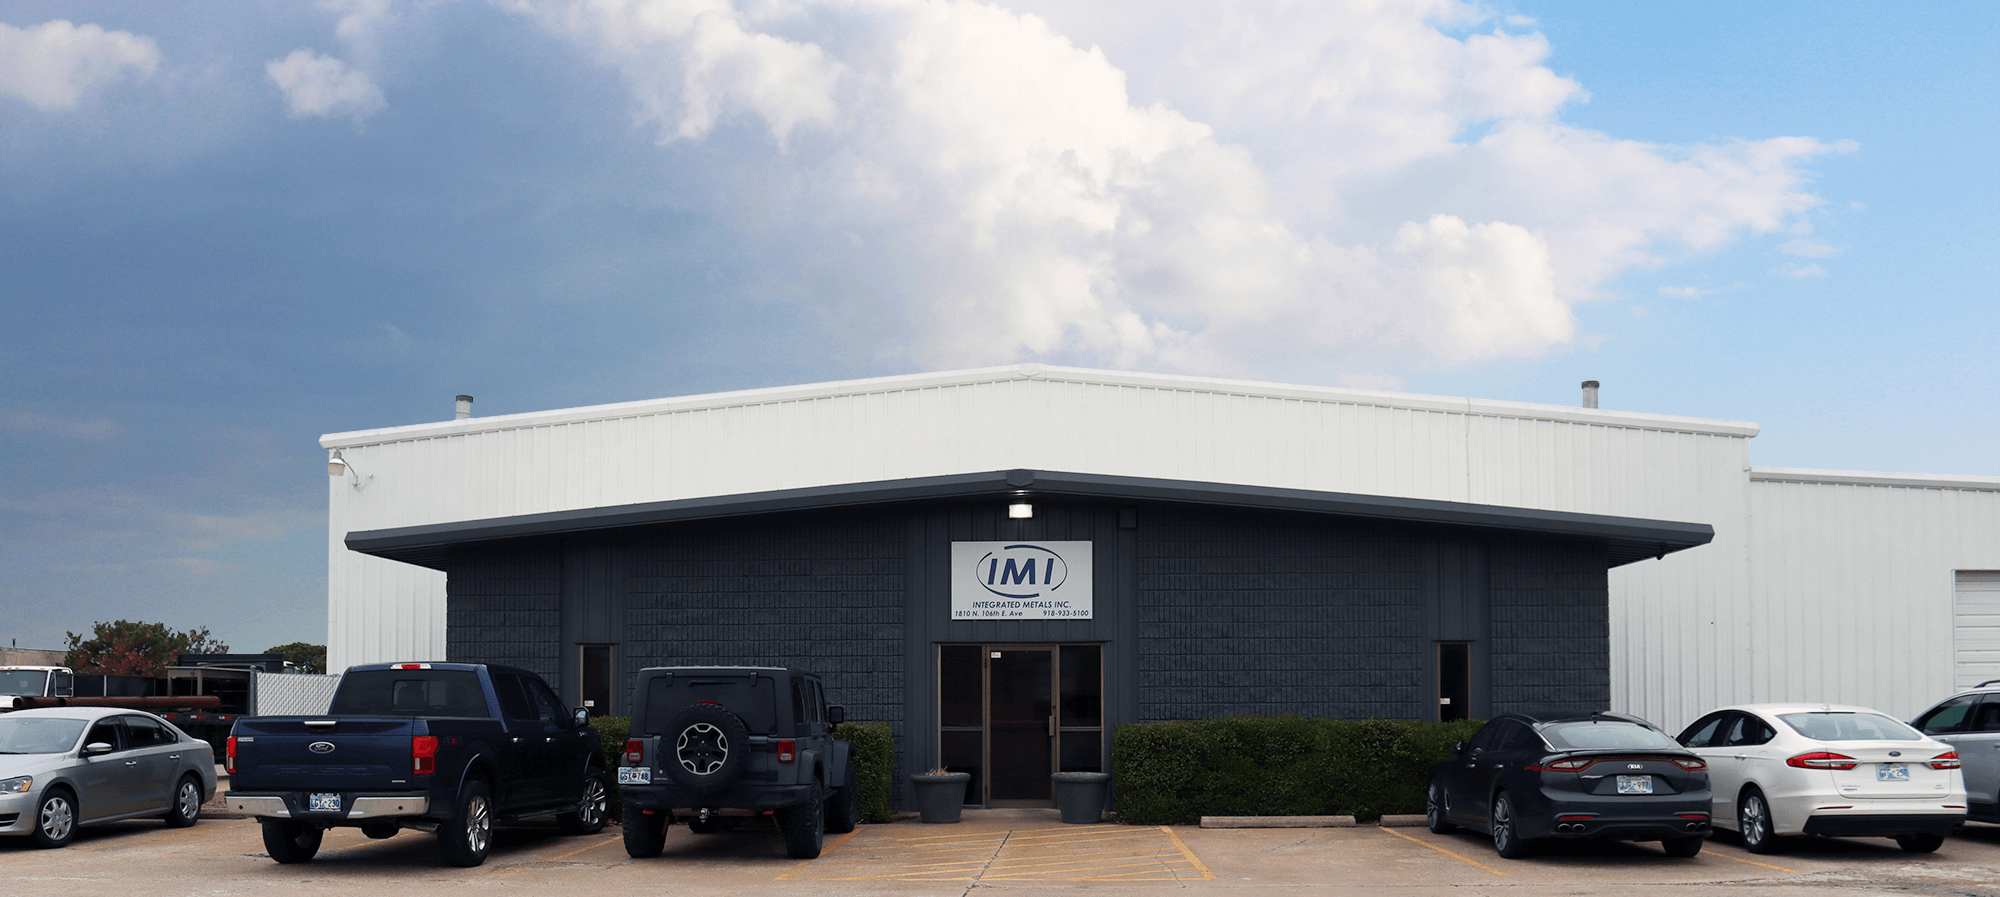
1750 467 2000 492
321 364 1762 449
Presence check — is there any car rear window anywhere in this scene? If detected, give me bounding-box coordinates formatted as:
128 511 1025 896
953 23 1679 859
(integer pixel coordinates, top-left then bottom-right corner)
330 670 489 717
643 673 776 734
1539 721 1680 751
1778 712 1922 742
0 716 87 753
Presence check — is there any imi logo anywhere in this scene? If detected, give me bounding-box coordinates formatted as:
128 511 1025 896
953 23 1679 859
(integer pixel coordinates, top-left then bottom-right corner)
950 540 1094 620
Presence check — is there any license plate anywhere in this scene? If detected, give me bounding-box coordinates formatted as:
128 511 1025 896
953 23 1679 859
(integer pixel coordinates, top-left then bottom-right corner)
1616 775 1654 794
618 767 651 785
1877 763 1910 781
308 792 342 812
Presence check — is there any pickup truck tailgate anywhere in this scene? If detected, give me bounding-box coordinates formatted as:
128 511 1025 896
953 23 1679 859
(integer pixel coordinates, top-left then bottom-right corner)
232 718 421 792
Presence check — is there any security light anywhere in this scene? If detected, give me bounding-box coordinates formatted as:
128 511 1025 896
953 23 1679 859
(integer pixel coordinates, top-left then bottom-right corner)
1008 493 1033 519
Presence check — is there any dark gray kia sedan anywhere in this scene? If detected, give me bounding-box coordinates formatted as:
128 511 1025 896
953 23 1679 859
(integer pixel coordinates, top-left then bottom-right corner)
1428 711 1712 859
0 707 217 847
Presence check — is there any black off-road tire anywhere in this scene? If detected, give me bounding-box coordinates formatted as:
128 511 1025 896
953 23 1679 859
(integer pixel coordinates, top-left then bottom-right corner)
29 788 77 849
1896 833 1945 854
438 779 494 867
1491 792 1533 859
778 777 825 860
664 704 751 795
164 774 203 828
261 819 323 863
557 769 610 835
1738 787 1782 855
1426 780 1456 834
623 810 667 858
825 757 859 834
1662 836 1704 857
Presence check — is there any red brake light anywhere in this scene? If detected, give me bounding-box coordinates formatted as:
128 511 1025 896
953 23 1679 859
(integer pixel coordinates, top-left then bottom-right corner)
1787 751 1857 770
777 740 796 763
395 663 431 670
1930 751 1962 770
625 739 644 764
412 735 439 775
1670 757 1707 772
1527 757 1593 772
226 736 237 774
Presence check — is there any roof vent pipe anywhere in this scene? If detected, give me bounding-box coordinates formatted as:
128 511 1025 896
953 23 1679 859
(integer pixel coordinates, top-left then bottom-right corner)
1581 381 1599 409
455 395 474 420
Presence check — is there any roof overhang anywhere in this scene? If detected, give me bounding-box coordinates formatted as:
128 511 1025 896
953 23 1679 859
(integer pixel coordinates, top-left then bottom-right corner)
344 469 1713 571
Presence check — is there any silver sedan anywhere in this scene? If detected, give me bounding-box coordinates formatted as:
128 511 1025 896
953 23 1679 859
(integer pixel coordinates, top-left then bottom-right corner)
0 707 217 847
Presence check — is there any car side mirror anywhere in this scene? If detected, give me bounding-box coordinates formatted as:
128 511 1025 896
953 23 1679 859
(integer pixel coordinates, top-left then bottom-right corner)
83 742 114 756
1452 741 1464 755
828 705 845 726
573 708 590 728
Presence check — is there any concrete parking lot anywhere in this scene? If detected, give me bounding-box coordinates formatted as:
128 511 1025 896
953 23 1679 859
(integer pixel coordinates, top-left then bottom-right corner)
7 809 2000 896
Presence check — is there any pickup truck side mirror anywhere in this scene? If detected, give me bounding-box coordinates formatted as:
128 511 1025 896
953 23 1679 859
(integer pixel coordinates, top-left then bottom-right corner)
83 742 114 756
1452 741 1465 755
573 707 590 728
828 705 845 726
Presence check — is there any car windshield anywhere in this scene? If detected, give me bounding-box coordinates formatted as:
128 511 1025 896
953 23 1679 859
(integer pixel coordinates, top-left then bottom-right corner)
0 669 50 695
1539 721 1680 751
0 717 87 754
1778 712 1923 742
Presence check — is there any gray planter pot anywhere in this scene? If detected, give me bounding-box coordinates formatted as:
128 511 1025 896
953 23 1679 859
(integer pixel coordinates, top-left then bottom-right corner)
1050 772 1111 824
909 773 971 824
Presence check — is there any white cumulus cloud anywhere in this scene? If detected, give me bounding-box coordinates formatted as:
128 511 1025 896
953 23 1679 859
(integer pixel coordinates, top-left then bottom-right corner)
0 19 159 109
501 0 1844 376
266 48 386 119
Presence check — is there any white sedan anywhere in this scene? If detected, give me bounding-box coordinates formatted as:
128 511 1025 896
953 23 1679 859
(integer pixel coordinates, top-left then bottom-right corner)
1676 704 1965 854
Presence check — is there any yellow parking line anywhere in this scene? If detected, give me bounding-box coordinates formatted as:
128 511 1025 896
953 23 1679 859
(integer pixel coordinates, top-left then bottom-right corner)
773 828 864 880
543 834 620 863
1158 826 1217 879
1703 849 1799 874
1376 826 1508 876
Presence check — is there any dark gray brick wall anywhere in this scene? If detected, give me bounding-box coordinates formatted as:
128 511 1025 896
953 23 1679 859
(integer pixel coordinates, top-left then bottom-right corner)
621 511 905 732
1489 536 1610 714
1134 510 1426 721
445 542 564 685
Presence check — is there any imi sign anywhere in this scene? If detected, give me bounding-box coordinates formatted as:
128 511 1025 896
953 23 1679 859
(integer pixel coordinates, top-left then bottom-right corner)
950 541 1093 620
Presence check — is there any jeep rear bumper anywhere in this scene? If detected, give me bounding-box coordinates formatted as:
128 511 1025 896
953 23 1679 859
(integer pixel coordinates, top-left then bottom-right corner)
620 782 811 812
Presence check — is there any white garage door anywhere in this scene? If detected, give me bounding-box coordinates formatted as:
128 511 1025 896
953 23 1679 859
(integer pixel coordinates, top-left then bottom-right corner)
1956 571 2000 688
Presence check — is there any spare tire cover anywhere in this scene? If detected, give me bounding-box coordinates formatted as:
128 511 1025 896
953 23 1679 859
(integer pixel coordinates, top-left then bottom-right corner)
664 704 751 794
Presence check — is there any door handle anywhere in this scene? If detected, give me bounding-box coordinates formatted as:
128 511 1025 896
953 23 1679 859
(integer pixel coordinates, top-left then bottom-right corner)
1048 716 1056 738
125 761 139 767
512 737 522 743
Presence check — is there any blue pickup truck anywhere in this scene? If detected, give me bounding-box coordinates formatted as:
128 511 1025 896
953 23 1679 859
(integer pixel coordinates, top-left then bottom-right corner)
224 662 608 866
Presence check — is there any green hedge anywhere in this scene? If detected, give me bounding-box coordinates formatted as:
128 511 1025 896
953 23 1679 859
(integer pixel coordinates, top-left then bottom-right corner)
594 715 630 822
1111 716 1484 824
836 720 896 823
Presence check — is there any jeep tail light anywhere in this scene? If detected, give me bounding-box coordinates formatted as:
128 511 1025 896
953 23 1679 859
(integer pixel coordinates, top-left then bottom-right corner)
625 739 644 764
1786 751 1857 770
1526 757 1593 772
777 740 796 763
1669 757 1707 772
412 736 439 775
226 736 236 774
1930 751 1962 770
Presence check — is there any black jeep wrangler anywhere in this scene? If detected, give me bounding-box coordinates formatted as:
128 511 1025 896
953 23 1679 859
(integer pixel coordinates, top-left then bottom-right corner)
617 666 857 859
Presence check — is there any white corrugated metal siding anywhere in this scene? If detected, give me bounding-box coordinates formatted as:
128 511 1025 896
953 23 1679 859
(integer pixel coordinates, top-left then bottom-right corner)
1955 572 2000 690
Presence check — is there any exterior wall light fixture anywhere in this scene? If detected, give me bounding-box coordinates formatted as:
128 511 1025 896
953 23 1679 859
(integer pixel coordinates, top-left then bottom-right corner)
327 450 371 488
1007 492 1033 519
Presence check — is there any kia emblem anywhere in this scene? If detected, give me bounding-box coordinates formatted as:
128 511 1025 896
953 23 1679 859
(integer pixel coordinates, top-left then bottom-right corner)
1628 764 1642 769
309 741 336 754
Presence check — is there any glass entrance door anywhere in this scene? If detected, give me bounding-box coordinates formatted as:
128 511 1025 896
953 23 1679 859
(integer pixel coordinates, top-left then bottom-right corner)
938 643 1103 808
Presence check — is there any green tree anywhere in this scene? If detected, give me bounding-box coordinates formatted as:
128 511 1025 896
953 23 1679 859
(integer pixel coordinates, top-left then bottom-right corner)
64 620 228 677
264 641 327 674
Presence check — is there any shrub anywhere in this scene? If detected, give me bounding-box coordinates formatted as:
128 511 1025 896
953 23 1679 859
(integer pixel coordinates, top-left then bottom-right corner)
836 720 896 823
593 715 630 822
1112 716 1485 824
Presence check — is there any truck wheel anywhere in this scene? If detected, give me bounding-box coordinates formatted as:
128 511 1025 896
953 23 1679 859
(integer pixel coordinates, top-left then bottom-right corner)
825 757 859 834
164 774 203 828
557 768 610 835
261 819 323 863
29 788 76 848
778 777 825 860
622 810 667 858
663 704 750 795
438 780 494 867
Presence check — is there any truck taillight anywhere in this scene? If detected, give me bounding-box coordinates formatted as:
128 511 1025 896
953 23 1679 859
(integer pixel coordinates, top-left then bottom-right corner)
624 739 644 764
226 736 236 774
777 740 796 763
413 736 439 775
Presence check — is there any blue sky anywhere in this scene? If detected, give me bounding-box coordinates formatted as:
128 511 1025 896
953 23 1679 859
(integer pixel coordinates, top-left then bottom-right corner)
2 1 1993 656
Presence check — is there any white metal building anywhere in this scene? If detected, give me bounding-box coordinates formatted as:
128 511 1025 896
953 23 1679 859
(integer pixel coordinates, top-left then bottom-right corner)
322 365 1999 730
